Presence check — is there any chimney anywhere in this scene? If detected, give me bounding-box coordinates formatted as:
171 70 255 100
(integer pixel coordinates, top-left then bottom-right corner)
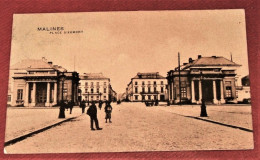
189 58 193 63
198 55 202 59
48 61 53 65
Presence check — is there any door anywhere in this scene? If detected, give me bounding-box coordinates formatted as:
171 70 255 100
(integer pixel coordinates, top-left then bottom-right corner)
36 83 47 106
202 80 213 104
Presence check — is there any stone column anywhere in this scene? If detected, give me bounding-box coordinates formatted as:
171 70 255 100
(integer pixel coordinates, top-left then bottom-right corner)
191 80 196 103
31 82 36 106
198 80 202 104
220 80 225 104
213 80 218 104
46 82 50 107
53 82 57 105
24 82 29 106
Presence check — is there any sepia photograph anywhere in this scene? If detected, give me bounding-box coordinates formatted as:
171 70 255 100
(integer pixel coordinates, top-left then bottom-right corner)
4 10 253 154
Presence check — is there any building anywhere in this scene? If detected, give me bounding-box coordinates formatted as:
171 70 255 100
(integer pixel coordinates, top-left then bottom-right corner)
167 55 241 104
78 73 116 103
236 75 251 103
8 57 80 107
126 72 168 102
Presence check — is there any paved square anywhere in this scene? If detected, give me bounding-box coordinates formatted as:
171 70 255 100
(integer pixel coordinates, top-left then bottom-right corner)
5 103 254 153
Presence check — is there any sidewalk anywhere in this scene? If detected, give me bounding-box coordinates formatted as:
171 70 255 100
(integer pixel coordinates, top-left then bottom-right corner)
156 104 253 130
5 106 84 142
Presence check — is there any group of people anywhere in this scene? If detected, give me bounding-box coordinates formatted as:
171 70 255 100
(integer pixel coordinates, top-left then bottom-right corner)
80 100 113 131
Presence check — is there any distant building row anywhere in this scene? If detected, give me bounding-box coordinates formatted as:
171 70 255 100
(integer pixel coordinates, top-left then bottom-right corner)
7 57 117 107
125 55 250 104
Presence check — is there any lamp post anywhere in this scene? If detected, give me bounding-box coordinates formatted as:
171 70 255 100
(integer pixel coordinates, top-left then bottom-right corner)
58 73 66 118
87 91 90 106
99 92 102 102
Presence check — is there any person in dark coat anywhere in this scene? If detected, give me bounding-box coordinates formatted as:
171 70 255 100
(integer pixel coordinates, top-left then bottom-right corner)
98 100 103 110
104 101 113 123
68 100 73 114
87 102 102 131
200 99 208 117
80 100 86 114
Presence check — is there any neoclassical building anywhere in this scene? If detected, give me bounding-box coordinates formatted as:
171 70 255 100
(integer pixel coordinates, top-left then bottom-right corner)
126 72 168 102
8 58 79 107
167 55 241 104
78 73 117 103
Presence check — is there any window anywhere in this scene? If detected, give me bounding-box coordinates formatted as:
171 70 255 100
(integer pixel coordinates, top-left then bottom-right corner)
91 96 93 100
154 95 157 100
154 87 157 92
85 82 88 86
97 88 99 93
91 82 94 86
142 87 145 92
85 89 88 93
97 96 99 100
142 81 145 85
181 87 187 98
104 96 107 100
17 89 23 100
104 88 107 93
104 82 107 85
148 87 151 93
97 82 99 86
135 81 138 85
161 81 164 85
85 95 88 99
148 81 151 85
161 87 164 93
142 95 145 100
135 95 138 100
135 87 138 93
8 95 11 102
226 86 232 97
91 88 94 93
154 81 156 85
148 95 151 100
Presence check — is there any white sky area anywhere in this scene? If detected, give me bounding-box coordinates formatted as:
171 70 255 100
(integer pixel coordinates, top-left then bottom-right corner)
10 10 249 94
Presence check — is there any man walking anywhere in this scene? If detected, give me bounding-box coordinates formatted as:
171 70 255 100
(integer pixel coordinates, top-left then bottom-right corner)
87 102 102 131
80 99 86 114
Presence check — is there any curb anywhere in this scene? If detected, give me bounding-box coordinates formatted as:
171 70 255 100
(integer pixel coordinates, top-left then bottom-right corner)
4 116 78 147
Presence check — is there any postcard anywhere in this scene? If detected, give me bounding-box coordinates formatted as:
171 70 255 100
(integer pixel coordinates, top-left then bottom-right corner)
4 10 253 154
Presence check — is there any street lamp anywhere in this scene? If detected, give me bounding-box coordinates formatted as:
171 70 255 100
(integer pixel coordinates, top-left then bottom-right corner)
87 91 90 106
58 73 66 118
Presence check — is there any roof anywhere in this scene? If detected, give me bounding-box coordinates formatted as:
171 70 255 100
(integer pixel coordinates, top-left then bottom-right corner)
10 59 67 72
182 56 240 70
80 73 110 80
133 72 165 79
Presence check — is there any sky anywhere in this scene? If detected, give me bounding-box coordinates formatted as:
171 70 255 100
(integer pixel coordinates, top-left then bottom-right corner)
10 10 249 94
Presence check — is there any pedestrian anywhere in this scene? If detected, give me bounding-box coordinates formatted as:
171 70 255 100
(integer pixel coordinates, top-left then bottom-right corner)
87 101 102 131
98 100 103 110
80 99 86 114
104 101 113 123
200 99 208 117
68 100 74 114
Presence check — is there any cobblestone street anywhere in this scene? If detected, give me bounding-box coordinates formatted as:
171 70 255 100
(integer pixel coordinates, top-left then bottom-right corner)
5 103 254 154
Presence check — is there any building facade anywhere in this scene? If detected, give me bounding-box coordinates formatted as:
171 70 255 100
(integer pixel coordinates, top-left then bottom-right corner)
236 75 251 103
167 55 241 104
8 58 80 107
126 72 168 102
78 73 116 103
